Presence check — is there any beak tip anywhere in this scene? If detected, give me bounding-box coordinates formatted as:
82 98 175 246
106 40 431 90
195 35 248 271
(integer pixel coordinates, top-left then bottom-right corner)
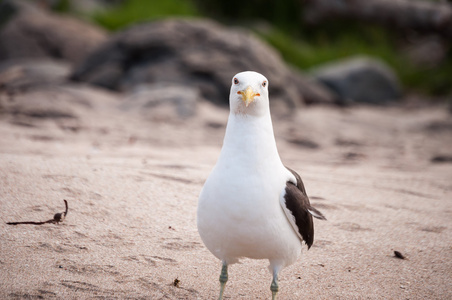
241 86 257 107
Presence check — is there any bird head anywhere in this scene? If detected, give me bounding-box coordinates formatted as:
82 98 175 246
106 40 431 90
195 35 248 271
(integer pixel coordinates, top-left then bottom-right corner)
229 71 269 116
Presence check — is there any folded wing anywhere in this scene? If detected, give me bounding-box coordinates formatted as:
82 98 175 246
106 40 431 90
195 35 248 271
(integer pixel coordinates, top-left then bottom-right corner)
280 167 326 249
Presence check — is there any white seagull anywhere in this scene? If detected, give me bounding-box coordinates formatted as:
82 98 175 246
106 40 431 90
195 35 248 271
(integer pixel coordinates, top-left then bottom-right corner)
197 71 326 300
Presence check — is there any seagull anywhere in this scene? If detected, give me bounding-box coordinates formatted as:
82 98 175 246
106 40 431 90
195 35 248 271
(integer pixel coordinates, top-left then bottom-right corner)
197 71 326 299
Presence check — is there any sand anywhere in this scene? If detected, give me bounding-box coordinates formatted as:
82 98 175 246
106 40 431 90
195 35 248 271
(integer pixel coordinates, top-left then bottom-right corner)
1 96 451 299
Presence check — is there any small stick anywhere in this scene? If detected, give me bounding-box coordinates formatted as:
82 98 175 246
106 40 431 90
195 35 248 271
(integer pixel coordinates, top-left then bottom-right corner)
394 250 406 260
6 221 52 225
6 200 69 225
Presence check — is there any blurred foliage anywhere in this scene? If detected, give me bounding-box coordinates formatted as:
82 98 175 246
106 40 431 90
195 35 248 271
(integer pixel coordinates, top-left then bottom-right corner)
194 0 452 96
51 0 71 13
92 0 198 30
257 22 452 96
78 0 451 96
194 0 301 34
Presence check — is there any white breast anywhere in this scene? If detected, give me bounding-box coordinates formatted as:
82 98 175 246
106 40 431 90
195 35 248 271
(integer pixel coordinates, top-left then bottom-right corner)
197 113 302 266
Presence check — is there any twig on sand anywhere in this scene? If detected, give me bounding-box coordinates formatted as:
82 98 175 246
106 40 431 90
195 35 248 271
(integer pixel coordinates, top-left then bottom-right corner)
6 200 69 225
394 250 407 260
173 278 180 288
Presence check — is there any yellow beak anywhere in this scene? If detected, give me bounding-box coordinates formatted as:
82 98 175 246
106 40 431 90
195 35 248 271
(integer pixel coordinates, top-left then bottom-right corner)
238 86 260 107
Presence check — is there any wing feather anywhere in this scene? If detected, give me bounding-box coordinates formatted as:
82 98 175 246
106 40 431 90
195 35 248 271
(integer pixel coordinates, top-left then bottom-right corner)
280 167 326 249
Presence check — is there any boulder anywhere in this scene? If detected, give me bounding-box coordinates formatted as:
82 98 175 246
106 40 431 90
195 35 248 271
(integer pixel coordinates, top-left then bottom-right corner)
1 87 82 120
0 59 71 93
0 0 107 64
290 69 340 105
120 83 200 122
72 19 336 113
0 82 120 129
311 56 402 104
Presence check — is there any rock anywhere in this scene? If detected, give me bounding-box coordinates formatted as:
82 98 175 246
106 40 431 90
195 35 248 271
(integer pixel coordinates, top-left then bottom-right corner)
311 56 402 104
0 0 107 64
1 86 87 121
290 69 340 105
0 59 71 93
120 83 200 122
72 19 336 113
0 83 120 130
405 35 447 68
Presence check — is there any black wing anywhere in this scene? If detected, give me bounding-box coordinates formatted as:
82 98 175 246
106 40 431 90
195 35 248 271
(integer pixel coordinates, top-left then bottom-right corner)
283 167 326 249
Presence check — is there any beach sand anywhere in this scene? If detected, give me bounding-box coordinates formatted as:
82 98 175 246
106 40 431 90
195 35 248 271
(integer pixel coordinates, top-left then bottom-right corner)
1 95 451 299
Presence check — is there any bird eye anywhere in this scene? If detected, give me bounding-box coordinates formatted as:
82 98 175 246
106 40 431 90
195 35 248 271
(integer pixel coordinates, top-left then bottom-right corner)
233 78 239 84
262 81 267 87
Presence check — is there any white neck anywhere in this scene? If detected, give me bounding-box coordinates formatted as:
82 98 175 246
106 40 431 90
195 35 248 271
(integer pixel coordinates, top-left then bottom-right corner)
218 112 282 167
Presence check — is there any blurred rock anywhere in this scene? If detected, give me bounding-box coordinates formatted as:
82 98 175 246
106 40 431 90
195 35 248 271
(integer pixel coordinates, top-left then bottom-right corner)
312 57 402 104
0 83 120 130
290 69 340 105
0 59 70 93
405 35 448 68
0 0 107 64
304 0 452 39
72 19 337 113
1 86 86 122
120 83 200 122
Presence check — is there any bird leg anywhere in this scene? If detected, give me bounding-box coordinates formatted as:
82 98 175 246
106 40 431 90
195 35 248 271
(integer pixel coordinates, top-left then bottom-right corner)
270 273 279 300
218 263 228 300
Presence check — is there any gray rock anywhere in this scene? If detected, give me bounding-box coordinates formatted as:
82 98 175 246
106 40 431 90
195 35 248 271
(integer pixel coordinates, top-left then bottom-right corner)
0 0 107 64
0 84 120 128
290 69 340 105
311 57 402 104
1 86 88 121
120 83 200 121
72 19 336 113
0 59 71 93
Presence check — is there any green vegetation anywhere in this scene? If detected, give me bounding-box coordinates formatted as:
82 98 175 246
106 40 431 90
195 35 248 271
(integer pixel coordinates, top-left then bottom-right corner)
92 0 199 31
79 0 450 96
257 25 452 96
51 0 71 13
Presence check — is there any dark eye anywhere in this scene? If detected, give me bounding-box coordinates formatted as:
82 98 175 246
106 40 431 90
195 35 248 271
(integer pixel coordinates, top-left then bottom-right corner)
262 81 267 87
233 78 239 84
